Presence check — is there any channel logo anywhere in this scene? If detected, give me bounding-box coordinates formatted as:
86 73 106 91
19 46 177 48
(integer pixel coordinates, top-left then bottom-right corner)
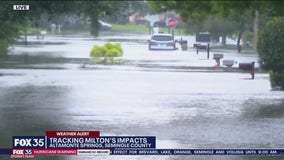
11 149 34 158
13 149 24 155
13 136 45 148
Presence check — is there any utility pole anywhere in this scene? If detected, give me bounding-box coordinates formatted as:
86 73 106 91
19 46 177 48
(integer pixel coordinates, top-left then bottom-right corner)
253 9 259 54
24 26 27 47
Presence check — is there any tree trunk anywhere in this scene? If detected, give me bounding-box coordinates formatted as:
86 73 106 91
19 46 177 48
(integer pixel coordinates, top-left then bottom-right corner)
242 32 247 49
221 34 226 46
90 13 99 37
253 9 259 53
237 30 244 53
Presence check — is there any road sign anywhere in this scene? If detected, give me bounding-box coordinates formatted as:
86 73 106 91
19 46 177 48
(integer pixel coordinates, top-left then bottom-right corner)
168 18 177 29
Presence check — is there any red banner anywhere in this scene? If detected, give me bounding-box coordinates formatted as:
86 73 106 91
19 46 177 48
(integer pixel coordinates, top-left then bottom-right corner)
46 131 100 138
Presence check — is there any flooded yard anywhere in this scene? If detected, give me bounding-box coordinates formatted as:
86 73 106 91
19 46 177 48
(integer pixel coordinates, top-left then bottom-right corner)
0 33 283 160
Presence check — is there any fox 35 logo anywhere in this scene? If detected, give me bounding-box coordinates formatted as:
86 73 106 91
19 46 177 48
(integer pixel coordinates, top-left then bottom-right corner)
25 149 32 155
12 149 32 155
13 136 45 148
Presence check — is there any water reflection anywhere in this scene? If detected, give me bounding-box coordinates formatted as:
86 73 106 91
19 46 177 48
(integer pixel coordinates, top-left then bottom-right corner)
242 99 284 119
0 85 70 148
0 33 283 160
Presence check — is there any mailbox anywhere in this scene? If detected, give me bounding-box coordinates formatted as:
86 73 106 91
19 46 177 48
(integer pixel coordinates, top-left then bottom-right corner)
223 60 234 67
213 54 224 67
239 62 255 79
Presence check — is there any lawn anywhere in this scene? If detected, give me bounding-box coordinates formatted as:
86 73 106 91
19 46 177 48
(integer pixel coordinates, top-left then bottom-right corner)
111 24 186 35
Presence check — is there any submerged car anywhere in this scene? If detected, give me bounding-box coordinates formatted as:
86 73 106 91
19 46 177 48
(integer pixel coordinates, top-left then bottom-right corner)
148 34 176 50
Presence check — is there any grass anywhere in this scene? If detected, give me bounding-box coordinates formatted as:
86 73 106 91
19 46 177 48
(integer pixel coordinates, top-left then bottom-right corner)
20 23 186 36
19 28 47 35
111 24 186 35
111 24 150 33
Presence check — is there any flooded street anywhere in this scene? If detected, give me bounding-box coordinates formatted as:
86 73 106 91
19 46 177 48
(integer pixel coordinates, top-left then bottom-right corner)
0 33 284 160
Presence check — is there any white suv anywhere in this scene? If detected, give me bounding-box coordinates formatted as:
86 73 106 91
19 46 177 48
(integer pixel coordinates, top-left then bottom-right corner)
148 34 176 50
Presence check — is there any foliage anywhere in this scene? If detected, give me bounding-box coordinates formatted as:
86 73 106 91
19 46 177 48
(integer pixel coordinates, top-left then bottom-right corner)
0 40 9 56
90 42 123 65
149 1 213 23
0 1 27 55
149 1 250 47
269 71 284 90
0 1 127 55
128 1 151 17
258 17 284 89
90 42 123 58
148 1 281 49
105 42 123 57
90 45 107 57
76 1 125 36
106 48 122 57
0 1 76 56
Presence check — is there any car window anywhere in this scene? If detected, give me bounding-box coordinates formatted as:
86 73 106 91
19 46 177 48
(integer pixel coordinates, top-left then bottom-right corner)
152 36 172 41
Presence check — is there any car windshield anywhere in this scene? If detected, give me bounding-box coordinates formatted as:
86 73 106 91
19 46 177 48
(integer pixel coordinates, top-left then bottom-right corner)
152 35 172 41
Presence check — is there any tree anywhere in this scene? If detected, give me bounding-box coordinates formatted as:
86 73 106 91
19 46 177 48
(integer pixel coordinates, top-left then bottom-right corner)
0 1 126 56
0 1 30 55
148 1 268 53
104 1 151 24
186 15 239 45
258 17 284 89
0 1 77 56
76 1 122 36
128 1 151 17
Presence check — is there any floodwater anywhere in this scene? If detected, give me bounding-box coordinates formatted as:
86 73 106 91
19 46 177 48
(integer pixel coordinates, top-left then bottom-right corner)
0 33 284 160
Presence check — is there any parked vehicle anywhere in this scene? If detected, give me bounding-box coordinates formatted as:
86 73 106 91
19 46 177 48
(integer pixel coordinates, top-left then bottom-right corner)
153 21 166 27
99 20 112 30
148 33 176 50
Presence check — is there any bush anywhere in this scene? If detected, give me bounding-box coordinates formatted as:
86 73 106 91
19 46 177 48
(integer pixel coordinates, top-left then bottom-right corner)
269 71 284 89
258 17 284 89
90 42 123 65
90 45 107 57
106 48 122 57
104 42 123 56
90 42 123 58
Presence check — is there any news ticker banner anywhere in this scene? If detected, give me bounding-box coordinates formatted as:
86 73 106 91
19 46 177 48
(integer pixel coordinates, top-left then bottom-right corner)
13 131 155 149
3 148 284 158
0 131 284 158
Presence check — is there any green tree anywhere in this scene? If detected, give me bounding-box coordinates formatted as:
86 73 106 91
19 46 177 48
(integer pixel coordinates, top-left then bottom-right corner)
0 1 76 56
149 1 273 52
258 17 284 89
0 1 29 55
73 1 125 36
128 1 151 17
0 1 126 56
186 14 239 45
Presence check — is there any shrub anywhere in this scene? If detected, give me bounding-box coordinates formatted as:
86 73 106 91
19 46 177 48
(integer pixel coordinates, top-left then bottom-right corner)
90 42 123 65
269 71 284 89
90 45 107 57
90 42 123 58
106 48 122 57
258 17 284 89
104 42 123 56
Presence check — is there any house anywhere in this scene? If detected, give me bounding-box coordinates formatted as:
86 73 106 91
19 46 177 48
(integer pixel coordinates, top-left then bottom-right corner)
130 12 182 28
